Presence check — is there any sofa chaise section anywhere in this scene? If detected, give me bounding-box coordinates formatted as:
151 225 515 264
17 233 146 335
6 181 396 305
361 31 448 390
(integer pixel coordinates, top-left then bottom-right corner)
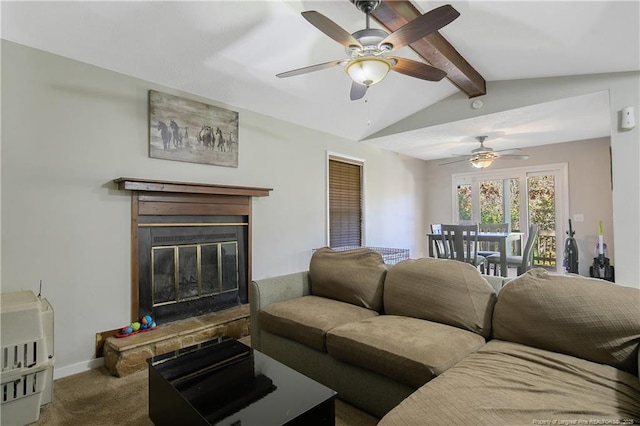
379 339 640 425
379 269 640 425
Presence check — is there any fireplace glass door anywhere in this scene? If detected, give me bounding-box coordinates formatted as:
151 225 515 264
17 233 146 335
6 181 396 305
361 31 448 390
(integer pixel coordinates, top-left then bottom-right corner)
151 242 238 307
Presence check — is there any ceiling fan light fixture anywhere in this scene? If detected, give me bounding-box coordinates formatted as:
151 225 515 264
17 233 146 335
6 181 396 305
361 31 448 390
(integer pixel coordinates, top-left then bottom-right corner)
345 57 391 86
470 156 494 169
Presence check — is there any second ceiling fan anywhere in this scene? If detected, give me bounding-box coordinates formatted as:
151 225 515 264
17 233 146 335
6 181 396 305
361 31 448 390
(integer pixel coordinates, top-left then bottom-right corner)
440 136 530 169
277 1 460 100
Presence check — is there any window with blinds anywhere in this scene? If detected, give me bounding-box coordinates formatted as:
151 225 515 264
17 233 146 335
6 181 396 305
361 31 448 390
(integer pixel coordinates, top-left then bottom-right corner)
328 157 363 248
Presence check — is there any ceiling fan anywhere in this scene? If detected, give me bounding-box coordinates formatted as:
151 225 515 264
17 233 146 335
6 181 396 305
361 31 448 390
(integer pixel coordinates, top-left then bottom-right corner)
276 1 460 100
440 136 530 169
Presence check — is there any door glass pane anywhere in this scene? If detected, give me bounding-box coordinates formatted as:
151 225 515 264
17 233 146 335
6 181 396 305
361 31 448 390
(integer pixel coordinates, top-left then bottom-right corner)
509 178 520 232
457 184 472 222
528 175 556 268
479 180 504 223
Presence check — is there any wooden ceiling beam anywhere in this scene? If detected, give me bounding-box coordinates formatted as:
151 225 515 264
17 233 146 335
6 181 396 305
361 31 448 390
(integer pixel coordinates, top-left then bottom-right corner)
365 0 486 98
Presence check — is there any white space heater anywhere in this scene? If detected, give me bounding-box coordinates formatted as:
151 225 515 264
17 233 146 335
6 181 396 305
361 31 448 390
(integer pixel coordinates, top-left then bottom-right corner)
0 290 54 425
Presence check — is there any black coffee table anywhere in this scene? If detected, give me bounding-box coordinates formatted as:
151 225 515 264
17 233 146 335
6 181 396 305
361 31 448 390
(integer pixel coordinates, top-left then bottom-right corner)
148 337 337 425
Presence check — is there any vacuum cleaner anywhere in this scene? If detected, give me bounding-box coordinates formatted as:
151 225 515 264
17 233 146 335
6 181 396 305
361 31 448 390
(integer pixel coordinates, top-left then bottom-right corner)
563 219 579 274
589 220 614 282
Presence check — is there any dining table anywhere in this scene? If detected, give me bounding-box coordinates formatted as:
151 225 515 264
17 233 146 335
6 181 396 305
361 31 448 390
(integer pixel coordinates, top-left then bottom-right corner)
426 232 524 277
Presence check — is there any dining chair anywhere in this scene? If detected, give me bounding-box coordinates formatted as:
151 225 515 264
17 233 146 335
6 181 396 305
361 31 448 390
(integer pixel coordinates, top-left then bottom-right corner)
477 222 510 258
440 224 486 269
487 224 539 276
430 224 447 258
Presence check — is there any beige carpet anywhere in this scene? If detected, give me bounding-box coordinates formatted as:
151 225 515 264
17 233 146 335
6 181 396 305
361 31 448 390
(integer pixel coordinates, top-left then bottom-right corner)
33 366 379 426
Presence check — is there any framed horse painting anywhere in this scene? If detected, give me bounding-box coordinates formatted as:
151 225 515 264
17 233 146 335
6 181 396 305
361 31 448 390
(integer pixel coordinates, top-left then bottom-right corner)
148 90 239 167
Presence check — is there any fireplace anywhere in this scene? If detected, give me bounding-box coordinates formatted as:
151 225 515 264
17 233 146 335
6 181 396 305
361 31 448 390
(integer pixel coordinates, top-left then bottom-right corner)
115 178 271 324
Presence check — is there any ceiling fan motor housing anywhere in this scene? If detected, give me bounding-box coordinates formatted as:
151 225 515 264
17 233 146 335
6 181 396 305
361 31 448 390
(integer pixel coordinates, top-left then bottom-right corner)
353 0 382 15
347 28 389 56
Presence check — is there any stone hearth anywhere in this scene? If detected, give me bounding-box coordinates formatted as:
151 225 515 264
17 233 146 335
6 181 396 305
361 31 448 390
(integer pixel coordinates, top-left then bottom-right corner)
104 305 249 377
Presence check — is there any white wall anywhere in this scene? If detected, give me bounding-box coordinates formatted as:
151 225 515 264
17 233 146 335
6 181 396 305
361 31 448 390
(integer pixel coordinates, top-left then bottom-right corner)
423 138 614 277
0 41 428 376
370 72 640 287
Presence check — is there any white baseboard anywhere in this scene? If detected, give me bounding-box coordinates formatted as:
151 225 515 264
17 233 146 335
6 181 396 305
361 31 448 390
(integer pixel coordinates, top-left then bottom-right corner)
53 357 104 380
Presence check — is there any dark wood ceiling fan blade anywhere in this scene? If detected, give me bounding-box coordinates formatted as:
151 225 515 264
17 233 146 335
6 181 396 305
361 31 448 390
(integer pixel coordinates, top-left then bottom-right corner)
350 82 368 101
276 59 347 78
379 4 460 51
390 57 447 81
302 11 363 49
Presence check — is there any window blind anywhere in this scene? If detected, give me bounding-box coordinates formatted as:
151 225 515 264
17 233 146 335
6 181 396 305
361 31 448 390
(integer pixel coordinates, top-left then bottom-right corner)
329 158 362 247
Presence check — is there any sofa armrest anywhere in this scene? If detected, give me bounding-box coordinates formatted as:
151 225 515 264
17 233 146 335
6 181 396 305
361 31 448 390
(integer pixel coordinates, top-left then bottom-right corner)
250 271 311 350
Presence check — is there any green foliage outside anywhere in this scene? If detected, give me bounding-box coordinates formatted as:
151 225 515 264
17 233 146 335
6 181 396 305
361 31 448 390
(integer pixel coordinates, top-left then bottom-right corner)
510 179 520 232
457 184 472 221
457 176 557 267
528 175 556 266
479 180 504 224
527 175 556 231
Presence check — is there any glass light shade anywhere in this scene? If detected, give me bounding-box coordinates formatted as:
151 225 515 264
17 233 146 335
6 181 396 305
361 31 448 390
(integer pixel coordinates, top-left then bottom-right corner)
346 57 391 86
470 157 494 169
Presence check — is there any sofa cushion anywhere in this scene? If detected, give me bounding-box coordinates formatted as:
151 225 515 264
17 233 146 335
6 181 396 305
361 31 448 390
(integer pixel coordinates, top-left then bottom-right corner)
310 247 387 312
378 340 640 425
493 269 640 375
326 315 486 388
384 257 496 338
259 295 378 351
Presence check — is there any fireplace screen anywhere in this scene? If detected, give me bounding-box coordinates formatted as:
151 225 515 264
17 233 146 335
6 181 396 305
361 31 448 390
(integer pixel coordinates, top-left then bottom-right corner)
151 242 239 307
137 216 248 323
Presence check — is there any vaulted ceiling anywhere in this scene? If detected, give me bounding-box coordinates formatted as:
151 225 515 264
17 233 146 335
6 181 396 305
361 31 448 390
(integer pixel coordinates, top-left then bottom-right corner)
2 1 639 160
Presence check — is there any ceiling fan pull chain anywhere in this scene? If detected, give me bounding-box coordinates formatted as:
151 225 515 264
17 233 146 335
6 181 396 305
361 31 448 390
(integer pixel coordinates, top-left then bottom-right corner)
366 96 371 126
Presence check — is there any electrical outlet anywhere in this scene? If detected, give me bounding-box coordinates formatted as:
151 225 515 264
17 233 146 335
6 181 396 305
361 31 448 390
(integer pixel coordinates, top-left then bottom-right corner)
573 214 584 223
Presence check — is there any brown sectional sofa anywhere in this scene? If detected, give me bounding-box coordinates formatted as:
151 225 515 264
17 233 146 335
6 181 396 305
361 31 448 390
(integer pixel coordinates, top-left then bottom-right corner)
250 248 640 423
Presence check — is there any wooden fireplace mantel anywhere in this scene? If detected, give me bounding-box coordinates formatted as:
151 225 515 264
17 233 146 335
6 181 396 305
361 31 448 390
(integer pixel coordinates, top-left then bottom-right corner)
114 177 272 198
114 177 271 321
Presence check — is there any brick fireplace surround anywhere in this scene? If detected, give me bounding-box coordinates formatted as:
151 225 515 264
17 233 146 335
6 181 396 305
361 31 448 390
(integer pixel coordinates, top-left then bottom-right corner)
102 178 271 376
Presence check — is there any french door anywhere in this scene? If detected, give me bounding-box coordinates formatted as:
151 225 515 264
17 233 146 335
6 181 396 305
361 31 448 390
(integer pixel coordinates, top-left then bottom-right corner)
453 163 568 272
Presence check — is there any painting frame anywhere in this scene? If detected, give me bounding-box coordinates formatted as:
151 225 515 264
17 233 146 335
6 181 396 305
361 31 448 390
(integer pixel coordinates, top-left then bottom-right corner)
148 90 239 168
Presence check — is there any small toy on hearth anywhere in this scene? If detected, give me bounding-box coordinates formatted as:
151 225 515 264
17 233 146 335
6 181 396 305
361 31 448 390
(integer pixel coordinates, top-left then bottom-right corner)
140 319 156 330
141 315 153 326
115 315 158 338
